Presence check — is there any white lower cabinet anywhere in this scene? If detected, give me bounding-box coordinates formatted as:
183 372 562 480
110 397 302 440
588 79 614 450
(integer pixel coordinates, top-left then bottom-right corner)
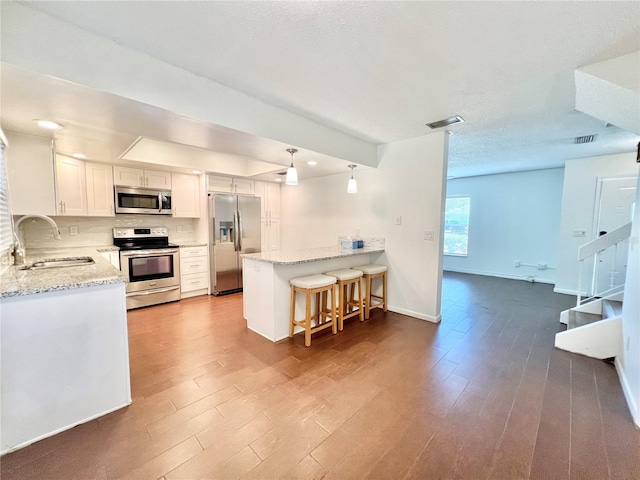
180 246 208 298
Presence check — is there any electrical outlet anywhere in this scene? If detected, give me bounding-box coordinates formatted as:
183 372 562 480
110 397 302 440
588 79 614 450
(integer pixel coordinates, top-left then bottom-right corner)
572 230 587 237
395 216 402 226
177 225 183 233
514 261 520 267
423 230 434 241
69 226 78 236
537 263 547 270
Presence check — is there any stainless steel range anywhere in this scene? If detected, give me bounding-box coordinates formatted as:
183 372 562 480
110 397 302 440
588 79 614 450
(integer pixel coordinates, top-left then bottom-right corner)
113 227 181 310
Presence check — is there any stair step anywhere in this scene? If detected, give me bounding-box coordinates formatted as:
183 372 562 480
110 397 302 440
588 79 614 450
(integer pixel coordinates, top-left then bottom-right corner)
568 311 602 330
603 300 623 319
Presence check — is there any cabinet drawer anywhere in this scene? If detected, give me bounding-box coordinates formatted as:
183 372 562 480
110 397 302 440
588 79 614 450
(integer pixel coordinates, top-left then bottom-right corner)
181 257 207 274
180 246 207 258
181 272 209 292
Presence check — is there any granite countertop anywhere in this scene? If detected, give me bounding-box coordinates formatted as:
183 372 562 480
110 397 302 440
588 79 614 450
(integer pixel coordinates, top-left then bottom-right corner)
177 242 208 248
1 247 126 299
241 246 384 265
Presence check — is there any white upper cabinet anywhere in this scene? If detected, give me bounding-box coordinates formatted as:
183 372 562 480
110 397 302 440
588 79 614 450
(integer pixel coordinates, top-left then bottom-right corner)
55 155 87 216
5 132 56 216
85 162 115 217
233 178 254 195
207 174 254 195
254 181 281 218
172 173 200 218
113 166 171 189
255 181 281 251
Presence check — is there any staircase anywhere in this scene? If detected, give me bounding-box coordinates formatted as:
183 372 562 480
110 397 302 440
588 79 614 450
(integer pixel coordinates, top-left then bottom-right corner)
555 293 623 359
555 223 631 359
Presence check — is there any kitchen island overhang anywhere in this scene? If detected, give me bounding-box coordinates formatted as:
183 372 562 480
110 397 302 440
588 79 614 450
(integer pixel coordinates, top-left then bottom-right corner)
242 246 384 342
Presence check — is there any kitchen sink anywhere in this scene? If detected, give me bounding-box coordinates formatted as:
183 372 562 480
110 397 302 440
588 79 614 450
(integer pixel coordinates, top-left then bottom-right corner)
20 257 95 270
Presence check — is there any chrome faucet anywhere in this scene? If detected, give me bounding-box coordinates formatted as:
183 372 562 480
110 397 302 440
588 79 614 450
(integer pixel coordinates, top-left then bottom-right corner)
12 215 62 265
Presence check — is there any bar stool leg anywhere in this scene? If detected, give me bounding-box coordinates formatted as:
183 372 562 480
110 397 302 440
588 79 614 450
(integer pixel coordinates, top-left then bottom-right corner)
337 282 345 331
289 286 296 338
358 276 365 321
365 275 373 320
304 290 312 347
382 271 388 312
331 283 337 334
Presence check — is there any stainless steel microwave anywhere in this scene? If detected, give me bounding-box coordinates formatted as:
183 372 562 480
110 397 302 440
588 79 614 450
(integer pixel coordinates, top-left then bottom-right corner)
114 186 172 215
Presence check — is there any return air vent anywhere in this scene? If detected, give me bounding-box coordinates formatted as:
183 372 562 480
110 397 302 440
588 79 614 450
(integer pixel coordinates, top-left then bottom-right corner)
575 134 597 144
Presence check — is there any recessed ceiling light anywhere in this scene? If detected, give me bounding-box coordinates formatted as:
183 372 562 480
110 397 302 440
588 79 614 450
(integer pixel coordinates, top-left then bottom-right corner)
426 116 464 129
72 153 87 159
307 161 317 166
191 170 202 174
35 119 64 130
274 178 282 182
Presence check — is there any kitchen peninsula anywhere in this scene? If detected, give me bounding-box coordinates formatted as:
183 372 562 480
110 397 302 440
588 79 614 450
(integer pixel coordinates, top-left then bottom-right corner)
242 243 384 342
0 248 130 454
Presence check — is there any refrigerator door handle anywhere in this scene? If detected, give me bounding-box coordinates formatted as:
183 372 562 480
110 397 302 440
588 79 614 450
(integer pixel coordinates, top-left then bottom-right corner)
233 209 240 252
237 210 243 252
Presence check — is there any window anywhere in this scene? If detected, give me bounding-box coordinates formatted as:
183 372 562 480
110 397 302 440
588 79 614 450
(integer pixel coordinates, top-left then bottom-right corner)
443 196 470 256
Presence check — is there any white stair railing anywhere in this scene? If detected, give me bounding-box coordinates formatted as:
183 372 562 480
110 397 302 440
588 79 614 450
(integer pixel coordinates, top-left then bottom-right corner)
576 222 632 307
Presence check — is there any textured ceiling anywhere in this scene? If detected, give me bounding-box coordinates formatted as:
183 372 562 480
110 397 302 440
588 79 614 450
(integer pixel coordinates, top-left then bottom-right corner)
10 1 640 177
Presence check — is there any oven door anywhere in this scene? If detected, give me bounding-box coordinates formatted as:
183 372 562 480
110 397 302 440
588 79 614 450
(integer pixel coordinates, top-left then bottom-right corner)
120 248 181 293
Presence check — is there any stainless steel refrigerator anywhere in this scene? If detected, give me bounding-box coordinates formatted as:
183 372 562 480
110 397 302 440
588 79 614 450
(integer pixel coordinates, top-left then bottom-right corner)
208 193 261 295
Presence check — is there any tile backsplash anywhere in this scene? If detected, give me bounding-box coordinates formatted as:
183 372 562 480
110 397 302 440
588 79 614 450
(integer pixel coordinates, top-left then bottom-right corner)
16 215 199 249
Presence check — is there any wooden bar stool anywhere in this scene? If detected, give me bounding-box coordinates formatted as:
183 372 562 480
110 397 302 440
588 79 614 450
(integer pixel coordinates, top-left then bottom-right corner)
289 274 337 347
351 264 387 319
323 268 364 331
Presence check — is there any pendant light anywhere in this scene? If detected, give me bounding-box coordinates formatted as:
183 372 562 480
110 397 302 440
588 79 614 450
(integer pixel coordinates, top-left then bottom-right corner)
285 148 298 185
347 165 357 193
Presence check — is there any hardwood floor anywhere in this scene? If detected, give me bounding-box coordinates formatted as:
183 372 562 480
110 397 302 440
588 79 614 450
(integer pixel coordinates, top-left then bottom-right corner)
2 272 639 479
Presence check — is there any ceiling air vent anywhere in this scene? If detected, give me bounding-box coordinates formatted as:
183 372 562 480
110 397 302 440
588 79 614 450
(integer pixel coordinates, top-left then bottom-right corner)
426 115 464 129
575 134 597 144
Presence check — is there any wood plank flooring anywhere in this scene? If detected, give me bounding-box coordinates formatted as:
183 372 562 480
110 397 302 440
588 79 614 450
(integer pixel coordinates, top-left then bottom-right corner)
2 272 639 479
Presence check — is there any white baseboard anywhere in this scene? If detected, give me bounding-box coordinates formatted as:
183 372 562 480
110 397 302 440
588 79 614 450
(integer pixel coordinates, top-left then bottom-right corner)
615 358 640 428
388 305 441 323
443 267 555 285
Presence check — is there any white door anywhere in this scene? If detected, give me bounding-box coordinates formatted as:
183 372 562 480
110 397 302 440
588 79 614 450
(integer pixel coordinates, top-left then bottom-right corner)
593 176 637 294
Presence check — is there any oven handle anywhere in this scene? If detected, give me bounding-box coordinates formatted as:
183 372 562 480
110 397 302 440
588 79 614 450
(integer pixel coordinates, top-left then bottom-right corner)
126 286 180 297
120 248 179 257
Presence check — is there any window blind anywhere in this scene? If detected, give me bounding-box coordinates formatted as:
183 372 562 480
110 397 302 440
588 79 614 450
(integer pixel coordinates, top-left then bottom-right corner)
0 142 13 255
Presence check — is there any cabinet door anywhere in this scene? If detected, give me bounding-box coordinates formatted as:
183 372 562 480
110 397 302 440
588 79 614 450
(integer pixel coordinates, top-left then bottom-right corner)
113 166 143 186
86 162 115 217
207 175 232 193
254 181 269 217
267 182 281 218
172 173 200 218
260 217 268 252
144 170 172 189
5 132 56 215
267 217 281 251
56 156 87 216
233 178 254 195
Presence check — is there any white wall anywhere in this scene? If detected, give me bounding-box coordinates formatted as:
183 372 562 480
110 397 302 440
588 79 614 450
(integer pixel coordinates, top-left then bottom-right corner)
443 168 564 284
617 173 640 427
281 133 448 322
555 152 639 294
